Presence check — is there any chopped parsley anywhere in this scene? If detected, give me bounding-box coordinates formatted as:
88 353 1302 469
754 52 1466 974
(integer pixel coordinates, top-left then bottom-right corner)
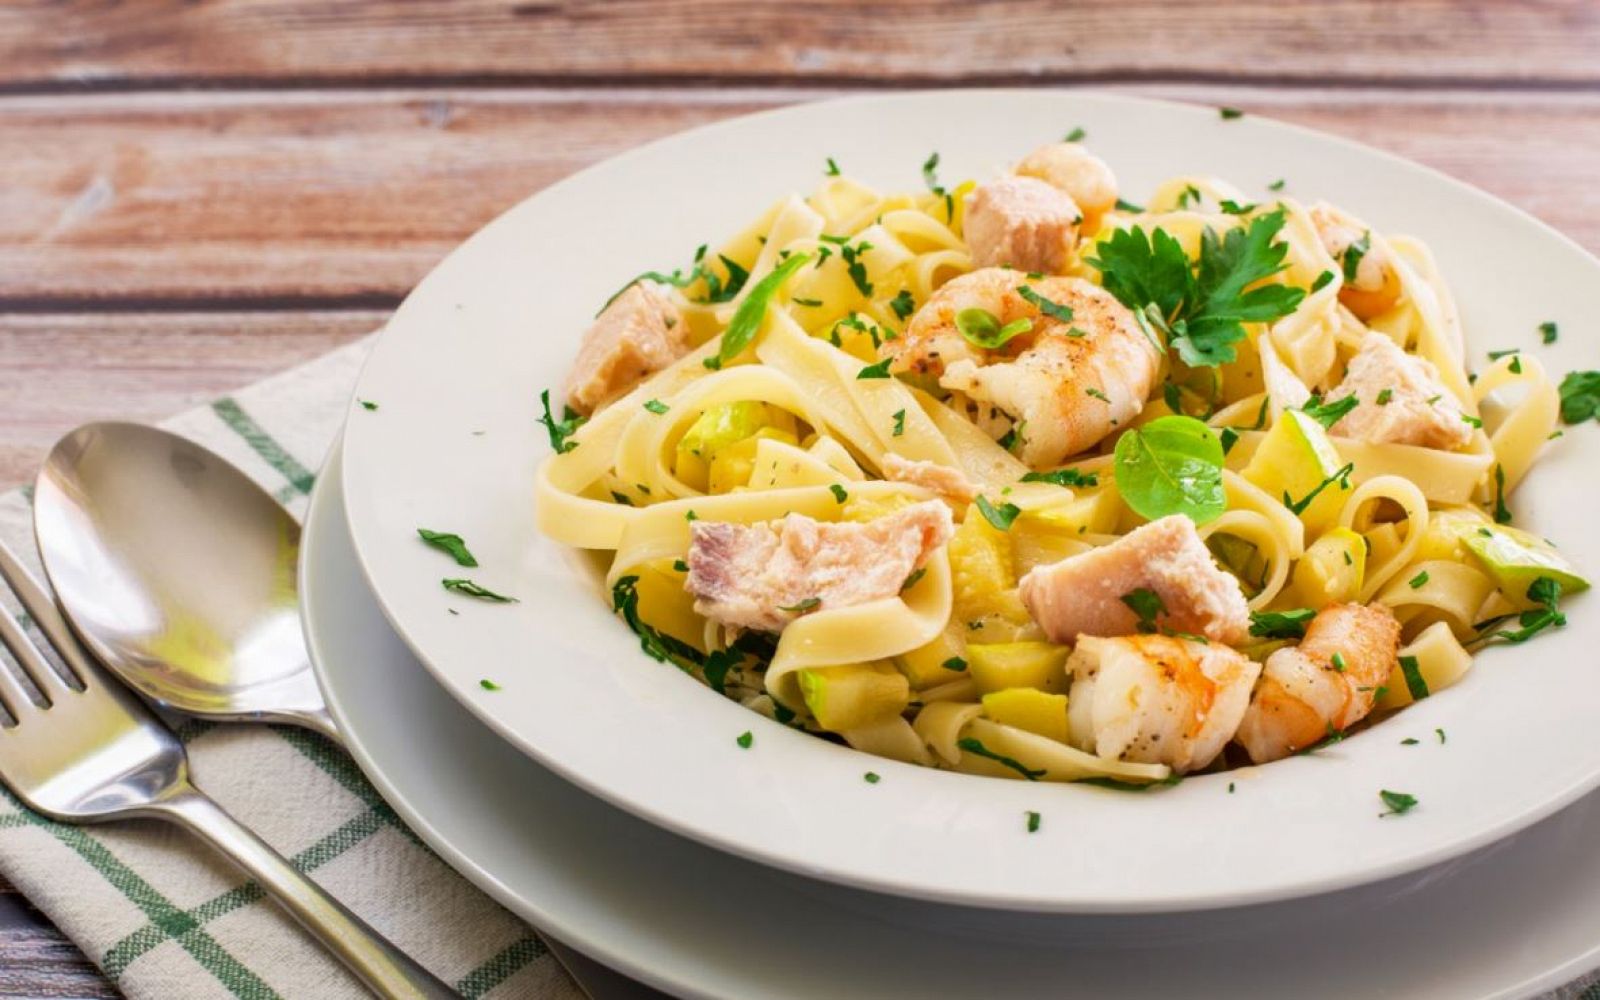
1409 570 1430 589
1310 269 1335 293
1492 464 1512 524
856 358 893 379
829 484 848 503
1511 356 1523 374
479 679 502 691
922 151 954 221
1476 576 1567 645
1219 199 1255 216
792 296 823 307
1340 232 1372 284
1064 126 1087 142
643 398 670 415
1461 413 1483 428
1268 178 1286 191
779 596 823 614
685 509 698 522
1376 387 1394 406
1301 393 1359 429
975 495 1021 531
1219 106 1245 120
956 307 1033 349
840 241 874 297
1330 651 1347 673
1219 426 1239 454
1436 727 1447 745
1379 789 1418 817
1026 810 1042 833
1399 654 1429 700
956 737 1045 781
418 529 478 567
736 731 754 749
891 409 906 436
1540 321 1559 344
1017 284 1075 323
1120 588 1166 633
1249 607 1316 639
704 251 812 370
673 559 688 573
942 656 968 672
1086 210 1306 368
901 568 926 592
358 399 379 411
1114 197 1145 213
1020 468 1098 488
1283 462 1354 515
538 389 586 454
1401 737 1420 746
612 575 705 666
825 156 841 176
889 289 916 320
442 578 517 603
864 771 881 784
1558 370 1600 423
1085 386 1111 402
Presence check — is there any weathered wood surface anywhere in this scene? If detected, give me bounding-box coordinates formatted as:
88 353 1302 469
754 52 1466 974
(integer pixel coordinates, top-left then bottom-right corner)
2 1 1598 88
3 87 1598 307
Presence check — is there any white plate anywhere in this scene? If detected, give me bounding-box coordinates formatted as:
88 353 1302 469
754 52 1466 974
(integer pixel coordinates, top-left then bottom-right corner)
339 90 1600 912
308 436 1600 999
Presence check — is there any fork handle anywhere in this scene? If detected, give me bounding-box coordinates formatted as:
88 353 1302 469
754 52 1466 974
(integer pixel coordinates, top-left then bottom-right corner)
151 784 458 999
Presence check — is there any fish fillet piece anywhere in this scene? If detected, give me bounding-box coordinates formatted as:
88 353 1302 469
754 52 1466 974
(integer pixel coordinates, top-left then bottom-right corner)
879 454 979 507
562 280 686 416
1067 634 1261 773
1326 333 1473 451
1235 602 1401 764
685 500 953 633
1013 143 1119 230
1019 515 1251 645
963 176 1082 274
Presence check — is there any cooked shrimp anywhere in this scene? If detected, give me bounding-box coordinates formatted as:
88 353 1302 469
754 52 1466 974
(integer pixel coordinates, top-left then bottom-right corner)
1234 602 1401 764
1014 143 1119 231
1019 514 1252 646
1067 634 1261 774
1325 333 1473 450
563 280 687 415
963 176 1081 274
1310 204 1403 321
685 500 952 633
886 268 1159 467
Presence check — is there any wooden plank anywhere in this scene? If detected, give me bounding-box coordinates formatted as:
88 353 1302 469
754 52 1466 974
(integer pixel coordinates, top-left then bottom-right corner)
1 87 1598 305
0 887 118 998
0 311 381 490
2 1 1599 88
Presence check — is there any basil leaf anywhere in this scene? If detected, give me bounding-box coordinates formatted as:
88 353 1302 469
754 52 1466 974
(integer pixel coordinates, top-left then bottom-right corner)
1111 415 1225 525
704 252 812 370
418 529 478 568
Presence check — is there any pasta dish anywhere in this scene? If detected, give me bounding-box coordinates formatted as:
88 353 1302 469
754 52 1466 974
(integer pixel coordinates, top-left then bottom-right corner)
533 138 1586 788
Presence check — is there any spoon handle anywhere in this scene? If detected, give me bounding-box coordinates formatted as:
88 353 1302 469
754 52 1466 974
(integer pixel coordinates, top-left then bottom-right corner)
152 783 458 999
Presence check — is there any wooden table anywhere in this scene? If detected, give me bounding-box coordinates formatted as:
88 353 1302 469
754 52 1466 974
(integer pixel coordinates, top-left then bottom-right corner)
2 2 1598 994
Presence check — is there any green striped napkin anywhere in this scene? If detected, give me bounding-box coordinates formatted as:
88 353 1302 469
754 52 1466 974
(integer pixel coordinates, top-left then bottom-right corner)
0 339 581 999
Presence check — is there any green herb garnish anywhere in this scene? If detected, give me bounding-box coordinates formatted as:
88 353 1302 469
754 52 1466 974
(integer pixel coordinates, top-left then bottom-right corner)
1376 388 1394 406
538 389 586 454
1310 270 1335 292
1302 394 1359 429
1492 464 1512 524
643 398 670 414
1340 231 1372 284
442 578 517 603
1064 127 1087 142
779 596 823 614
1020 468 1098 488
829 484 848 503
1219 106 1245 120
975 495 1021 531
736 731 754 749
856 358 893 380
956 737 1045 781
890 289 916 320
1120 588 1167 633
479 679 502 691
901 567 926 592
359 399 379 411
1409 570 1430 589
613 575 706 666
865 771 881 784
1268 178 1286 191
418 529 478 567
956 308 1033 349
1379 789 1418 817
825 157 841 176
1086 210 1305 367
1399 654 1429 700
1111 415 1226 524
704 252 812 370
942 656 967 672
1249 607 1316 639
1026 810 1042 832
1017 284 1075 323
1283 462 1354 515
891 409 907 436
1541 321 1559 344
1558 370 1600 423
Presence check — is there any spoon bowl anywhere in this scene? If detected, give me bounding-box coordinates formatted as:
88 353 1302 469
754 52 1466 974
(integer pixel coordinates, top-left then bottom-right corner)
33 422 338 738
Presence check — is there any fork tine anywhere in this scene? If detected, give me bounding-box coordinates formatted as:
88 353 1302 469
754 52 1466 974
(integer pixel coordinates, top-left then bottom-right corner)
0 539 86 694
0 610 46 721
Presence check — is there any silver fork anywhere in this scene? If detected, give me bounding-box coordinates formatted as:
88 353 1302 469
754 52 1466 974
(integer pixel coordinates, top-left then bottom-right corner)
0 540 456 999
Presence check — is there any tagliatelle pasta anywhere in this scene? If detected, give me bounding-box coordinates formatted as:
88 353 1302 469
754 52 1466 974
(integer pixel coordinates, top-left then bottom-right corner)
534 140 1586 786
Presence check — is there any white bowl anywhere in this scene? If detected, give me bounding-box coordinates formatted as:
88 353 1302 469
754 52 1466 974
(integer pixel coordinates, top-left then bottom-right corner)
340 90 1600 913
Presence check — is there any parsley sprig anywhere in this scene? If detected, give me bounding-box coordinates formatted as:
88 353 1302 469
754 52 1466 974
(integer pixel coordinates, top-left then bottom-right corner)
538 390 586 454
1086 210 1306 367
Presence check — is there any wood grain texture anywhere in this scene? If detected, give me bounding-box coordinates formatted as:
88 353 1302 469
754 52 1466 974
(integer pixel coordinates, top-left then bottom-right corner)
3 1 1600 89
0 311 381 489
3 86 1598 306
0 885 118 999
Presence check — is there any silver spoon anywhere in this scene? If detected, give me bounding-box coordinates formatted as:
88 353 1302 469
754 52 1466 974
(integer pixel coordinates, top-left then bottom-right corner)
32 422 606 998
